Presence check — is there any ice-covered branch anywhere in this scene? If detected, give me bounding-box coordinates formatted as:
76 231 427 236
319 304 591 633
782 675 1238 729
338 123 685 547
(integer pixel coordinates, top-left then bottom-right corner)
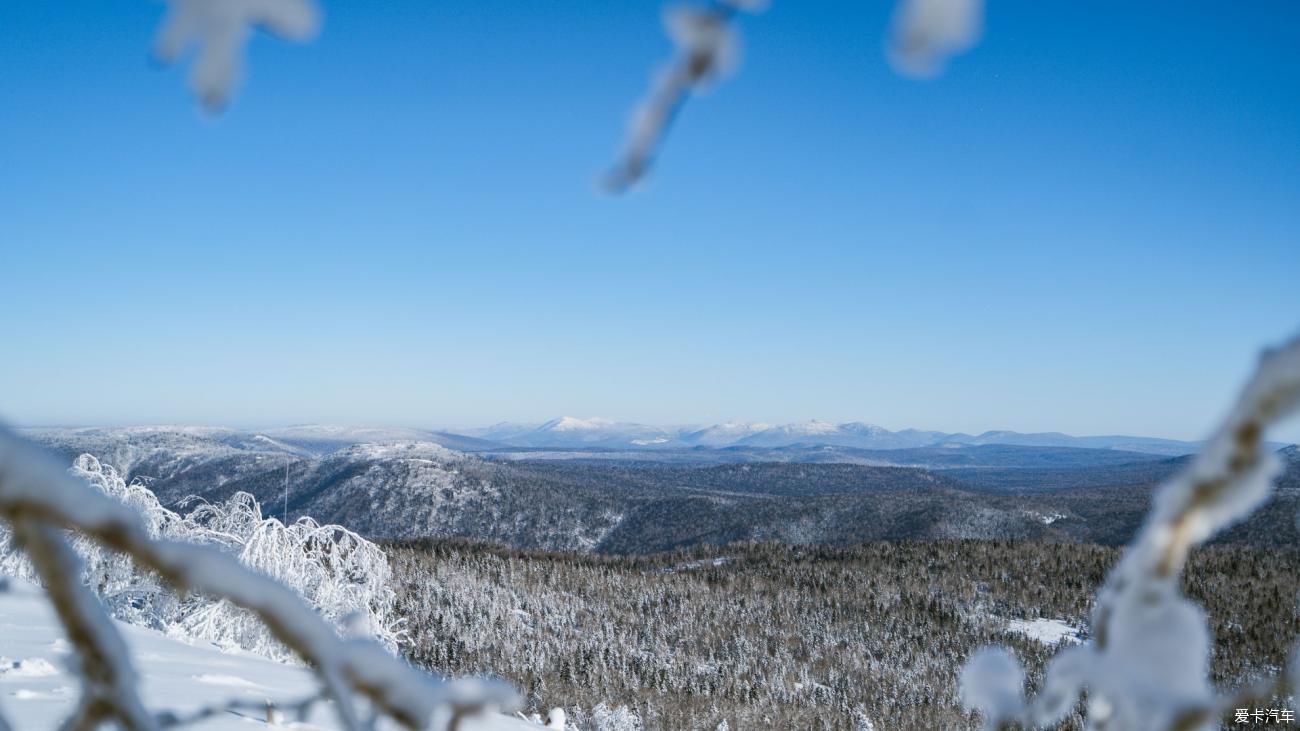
0 428 519 730
962 334 1300 731
153 0 321 112
887 0 983 78
605 0 985 192
10 520 155 731
603 0 768 192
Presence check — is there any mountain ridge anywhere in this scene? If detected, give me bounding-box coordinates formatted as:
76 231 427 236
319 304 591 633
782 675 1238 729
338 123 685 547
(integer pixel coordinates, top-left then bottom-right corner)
19 425 1300 555
463 417 1214 455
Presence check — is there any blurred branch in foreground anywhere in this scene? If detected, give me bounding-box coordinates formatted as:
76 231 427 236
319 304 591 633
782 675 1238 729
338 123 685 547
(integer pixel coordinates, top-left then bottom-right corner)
153 0 321 112
962 333 1300 731
0 429 519 730
601 0 767 193
603 0 985 192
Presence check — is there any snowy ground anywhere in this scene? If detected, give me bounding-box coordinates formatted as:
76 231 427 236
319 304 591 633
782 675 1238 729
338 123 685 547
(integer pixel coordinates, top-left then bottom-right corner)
0 579 533 730
1005 617 1081 646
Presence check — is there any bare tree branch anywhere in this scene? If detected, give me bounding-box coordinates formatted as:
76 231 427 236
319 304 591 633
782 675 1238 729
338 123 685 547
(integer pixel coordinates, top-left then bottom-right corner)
12 520 156 731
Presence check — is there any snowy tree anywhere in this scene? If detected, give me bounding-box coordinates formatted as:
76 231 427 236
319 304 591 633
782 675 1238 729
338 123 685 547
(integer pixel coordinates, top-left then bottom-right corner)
589 703 642 731
2 454 401 660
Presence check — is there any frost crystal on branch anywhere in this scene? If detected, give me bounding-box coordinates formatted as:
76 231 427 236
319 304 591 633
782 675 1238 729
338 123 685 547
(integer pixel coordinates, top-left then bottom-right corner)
153 0 321 111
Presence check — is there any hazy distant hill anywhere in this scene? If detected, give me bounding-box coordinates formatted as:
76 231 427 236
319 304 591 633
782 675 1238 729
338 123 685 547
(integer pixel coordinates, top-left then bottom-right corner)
460 417 1207 455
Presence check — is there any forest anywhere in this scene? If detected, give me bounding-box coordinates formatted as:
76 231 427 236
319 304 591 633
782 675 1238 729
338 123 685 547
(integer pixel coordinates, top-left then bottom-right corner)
388 538 1300 730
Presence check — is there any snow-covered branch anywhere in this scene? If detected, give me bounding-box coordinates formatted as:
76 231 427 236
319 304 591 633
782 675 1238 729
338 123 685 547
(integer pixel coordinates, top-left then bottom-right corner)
142 0 988 188
153 0 321 111
602 0 767 192
604 0 985 191
962 334 1300 731
887 0 984 78
11 520 155 730
0 428 519 730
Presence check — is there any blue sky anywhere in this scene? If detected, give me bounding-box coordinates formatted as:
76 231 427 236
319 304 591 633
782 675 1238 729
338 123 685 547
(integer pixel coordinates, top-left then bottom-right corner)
2 0 1298 441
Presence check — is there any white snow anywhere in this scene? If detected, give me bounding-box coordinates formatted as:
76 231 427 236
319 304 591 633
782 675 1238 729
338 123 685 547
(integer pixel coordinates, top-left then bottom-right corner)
0 657 58 678
1006 618 1081 646
341 441 460 462
774 421 841 436
0 578 534 730
541 417 615 433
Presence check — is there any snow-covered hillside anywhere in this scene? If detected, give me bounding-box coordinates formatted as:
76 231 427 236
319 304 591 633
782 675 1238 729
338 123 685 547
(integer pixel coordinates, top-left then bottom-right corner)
0 578 532 730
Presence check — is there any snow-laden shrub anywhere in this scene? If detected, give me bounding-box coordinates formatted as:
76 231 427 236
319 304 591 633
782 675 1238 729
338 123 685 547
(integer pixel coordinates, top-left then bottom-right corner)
0 454 400 661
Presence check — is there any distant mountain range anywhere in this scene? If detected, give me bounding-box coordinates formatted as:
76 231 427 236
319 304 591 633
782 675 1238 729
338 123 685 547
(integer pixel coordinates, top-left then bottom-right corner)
21 420 1237 457
459 417 1209 456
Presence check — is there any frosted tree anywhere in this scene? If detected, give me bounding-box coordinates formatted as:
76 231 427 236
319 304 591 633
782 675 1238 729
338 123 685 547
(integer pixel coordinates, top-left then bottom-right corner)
1 454 402 660
588 703 642 731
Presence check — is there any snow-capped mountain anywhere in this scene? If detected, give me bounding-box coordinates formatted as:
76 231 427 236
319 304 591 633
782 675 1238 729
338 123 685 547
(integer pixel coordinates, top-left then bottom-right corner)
732 420 946 449
731 420 851 448
468 417 679 448
680 421 773 447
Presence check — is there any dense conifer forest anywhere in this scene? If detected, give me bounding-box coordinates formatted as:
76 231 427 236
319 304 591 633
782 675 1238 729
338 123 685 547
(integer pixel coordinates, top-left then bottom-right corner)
387 539 1300 730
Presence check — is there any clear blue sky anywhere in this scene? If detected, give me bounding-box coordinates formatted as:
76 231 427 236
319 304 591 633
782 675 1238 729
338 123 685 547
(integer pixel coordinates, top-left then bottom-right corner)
2 0 1298 441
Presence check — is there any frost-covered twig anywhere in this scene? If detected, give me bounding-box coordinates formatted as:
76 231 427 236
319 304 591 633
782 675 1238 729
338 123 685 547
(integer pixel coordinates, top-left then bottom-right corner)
887 0 983 79
605 0 986 192
153 0 321 112
961 334 1300 731
603 0 768 192
0 428 518 731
